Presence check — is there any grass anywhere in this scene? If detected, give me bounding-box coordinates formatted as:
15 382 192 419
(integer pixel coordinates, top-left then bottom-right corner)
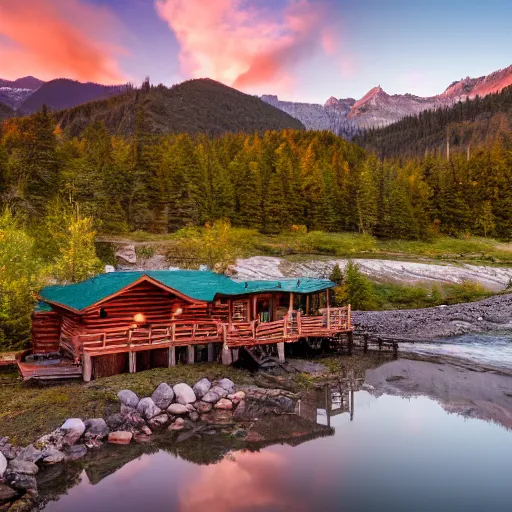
373 280 494 310
97 229 512 265
0 363 256 445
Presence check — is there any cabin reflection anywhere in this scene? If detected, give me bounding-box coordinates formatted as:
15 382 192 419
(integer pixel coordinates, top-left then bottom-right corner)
297 374 364 427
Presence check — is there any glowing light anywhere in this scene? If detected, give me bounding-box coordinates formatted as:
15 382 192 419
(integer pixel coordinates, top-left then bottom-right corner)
133 313 146 324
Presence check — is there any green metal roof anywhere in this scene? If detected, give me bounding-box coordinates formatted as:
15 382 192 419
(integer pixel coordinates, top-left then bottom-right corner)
38 270 334 312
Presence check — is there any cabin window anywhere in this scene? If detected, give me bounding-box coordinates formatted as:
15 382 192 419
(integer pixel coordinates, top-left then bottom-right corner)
99 308 108 319
232 300 248 322
293 294 307 314
276 294 289 320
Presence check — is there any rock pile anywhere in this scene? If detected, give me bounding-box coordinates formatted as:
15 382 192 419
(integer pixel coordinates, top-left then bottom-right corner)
0 378 298 511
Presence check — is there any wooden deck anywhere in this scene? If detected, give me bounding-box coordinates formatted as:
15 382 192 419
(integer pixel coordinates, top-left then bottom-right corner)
17 355 83 381
74 307 351 355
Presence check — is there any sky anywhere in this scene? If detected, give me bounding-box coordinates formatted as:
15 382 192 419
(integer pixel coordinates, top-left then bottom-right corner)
1 0 512 103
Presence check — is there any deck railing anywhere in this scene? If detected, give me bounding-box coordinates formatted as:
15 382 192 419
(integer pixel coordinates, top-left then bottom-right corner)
78 306 352 354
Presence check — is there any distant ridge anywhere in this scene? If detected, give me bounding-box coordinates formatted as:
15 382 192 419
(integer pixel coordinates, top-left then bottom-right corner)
55 78 304 137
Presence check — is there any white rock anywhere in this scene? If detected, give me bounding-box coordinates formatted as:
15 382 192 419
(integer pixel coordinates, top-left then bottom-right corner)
115 244 136 264
151 383 174 409
173 383 196 405
60 418 86 445
193 378 212 399
136 397 161 420
0 452 6 477
167 403 189 415
217 378 235 394
118 389 140 408
202 385 228 403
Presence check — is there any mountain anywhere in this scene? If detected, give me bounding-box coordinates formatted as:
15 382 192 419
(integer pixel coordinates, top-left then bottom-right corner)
56 78 304 137
19 79 128 114
263 64 512 135
0 76 44 90
355 83 512 158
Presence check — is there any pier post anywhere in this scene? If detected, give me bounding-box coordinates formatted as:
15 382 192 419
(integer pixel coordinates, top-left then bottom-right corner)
222 345 233 365
277 342 285 363
363 333 369 354
128 352 136 373
83 353 92 382
347 331 354 356
207 343 215 362
187 345 195 364
168 347 176 367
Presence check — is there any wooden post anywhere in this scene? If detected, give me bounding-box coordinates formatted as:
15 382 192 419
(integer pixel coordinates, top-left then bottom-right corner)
289 292 294 312
128 352 136 373
350 389 354 422
83 353 92 383
187 345 195 364
363 333 369 354
207 343 214 362
347 331 353 356
347 304 352 329
277 342 285 363
306 295 310 315
221 344 233 365
232 348 239 363
168 346 176 367
393 342 398 359
326 290 331 329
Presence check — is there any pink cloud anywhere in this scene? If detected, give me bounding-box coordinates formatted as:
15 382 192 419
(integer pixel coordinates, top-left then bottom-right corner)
155 0 332 95
0 0 126 84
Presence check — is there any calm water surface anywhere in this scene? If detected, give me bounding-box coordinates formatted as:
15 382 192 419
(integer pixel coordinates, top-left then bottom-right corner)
42 390 512 512
402 334 512 370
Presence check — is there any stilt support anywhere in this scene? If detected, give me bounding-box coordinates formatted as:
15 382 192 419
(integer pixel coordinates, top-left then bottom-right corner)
347 331 354 356
83 353 92 383
232 348 239 363
168 346 176 367
187 345 195 364
277 342 285 363
207 343 215 362
363 333 369 354
128 352 136 373
222 345 233 365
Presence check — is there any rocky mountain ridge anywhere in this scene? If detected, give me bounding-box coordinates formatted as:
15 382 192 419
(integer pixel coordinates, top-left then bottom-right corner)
262 64 512 135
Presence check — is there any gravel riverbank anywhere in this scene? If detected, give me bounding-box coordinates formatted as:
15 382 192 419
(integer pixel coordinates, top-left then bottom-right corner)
353 293 512 339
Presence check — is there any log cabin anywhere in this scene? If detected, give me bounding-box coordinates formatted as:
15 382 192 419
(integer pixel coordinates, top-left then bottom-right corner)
18 270 353 381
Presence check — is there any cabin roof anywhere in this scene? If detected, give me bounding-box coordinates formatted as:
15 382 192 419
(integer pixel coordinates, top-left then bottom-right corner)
38 270 334 312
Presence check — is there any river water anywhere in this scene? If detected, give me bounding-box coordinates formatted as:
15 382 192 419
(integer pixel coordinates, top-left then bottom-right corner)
401 334 512 371
40 387 512 512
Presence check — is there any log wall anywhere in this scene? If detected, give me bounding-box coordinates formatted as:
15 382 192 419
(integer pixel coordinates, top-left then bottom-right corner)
31 312 61 354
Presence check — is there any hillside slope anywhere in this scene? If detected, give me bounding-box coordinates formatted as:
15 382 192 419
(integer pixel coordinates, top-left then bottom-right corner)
20 79 127 114
0 102 14 121
57 79 305 137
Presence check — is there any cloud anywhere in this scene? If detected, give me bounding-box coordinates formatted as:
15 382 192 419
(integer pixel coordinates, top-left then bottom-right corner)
155 0 331 95
0 0 126 84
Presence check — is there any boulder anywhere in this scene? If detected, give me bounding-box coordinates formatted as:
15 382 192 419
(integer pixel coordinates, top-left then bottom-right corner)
7 460 38 476
227 391 246 405
105 413 124 431
65 445 87 462
118 390 140 409
202 386 228 403
5 474 37 493
41 446 65 465
173 383 196 405
140 425 152 436
214 398 233 410
84 418 109 439
17 446 42 464
189 411 199 422
60 418 86 446
115 244 136 264
151 383 174 409
136 397 161 420
167 403 189 415
108 432 133 445
168 418 185 431
201 409 234 425
148 414 169 429
120 403 136 415
194 401 213 413
217 378 235 394
0 438 17 461
193 378 212 399
0 484 16 502
0 453 6 478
